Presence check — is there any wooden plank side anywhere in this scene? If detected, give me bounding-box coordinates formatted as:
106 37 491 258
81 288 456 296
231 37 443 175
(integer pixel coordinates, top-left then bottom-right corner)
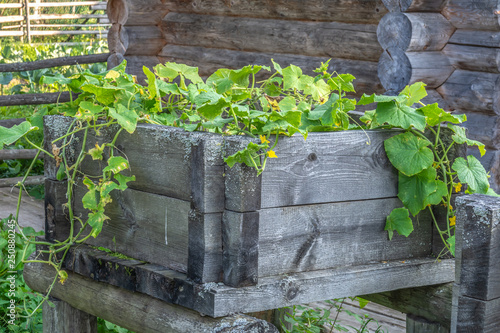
124 25 166 56
455 194 500 301
258 197 433 277
163 0 388 24
449 29 500 48
72 185 191 273
442 0 500 30
260 130 399 208
43 298 97 333
109 0 169 26
161 13 383 62
452 291 500 333
158 45 384 94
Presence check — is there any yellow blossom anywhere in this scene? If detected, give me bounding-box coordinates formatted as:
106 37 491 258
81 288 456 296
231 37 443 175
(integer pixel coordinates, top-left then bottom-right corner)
449 216 456 226
454 183 462 192
260 135 270 144
267 150 278 158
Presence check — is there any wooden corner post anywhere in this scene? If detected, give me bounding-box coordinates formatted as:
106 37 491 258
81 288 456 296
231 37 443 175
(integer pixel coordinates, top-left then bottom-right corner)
452 194 500 332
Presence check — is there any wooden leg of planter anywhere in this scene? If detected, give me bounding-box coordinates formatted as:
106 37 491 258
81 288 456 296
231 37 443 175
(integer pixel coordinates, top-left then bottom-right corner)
247 308 293 332
406 314 448 333
452 194 500 332
43 297 97 333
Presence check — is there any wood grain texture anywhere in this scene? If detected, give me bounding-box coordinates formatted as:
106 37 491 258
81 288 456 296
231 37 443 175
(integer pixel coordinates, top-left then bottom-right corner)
436 70 500 114
455 194 500 301
452 287 500 333
109 0 168 26
0 92 78 107
362 283 453 329
163 0 388 24
381 0 446 12
124 25 166 56
161 12 383 62
25 260 279 332
107 23 128 55
377 13 454 52
43 298 97 333
378 48 453 92
158 45 384 94
123 55 160 83
222 210 260 287
107 53 125 69
258 198 433 277
187 210 223 283
106 0 128 25
442 0 500 30
36 242 455 317
449 29 500 48
406 314 448 333
44 179 70 242
444 43 500 73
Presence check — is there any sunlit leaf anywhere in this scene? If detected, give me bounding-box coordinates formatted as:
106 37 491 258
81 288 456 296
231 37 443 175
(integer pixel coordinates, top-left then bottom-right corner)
384 132 434 176
103 156 129 174
452 156 490 194
385 207 413 240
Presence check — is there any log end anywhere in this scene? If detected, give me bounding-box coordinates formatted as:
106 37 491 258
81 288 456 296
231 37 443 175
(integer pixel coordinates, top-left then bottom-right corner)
377 12 412 51
378 47 411 92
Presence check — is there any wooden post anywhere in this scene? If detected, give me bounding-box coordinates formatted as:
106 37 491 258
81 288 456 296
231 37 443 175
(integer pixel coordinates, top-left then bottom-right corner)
43 297 97 333
24 0 30 43
452 194 500 331
406 314 448 333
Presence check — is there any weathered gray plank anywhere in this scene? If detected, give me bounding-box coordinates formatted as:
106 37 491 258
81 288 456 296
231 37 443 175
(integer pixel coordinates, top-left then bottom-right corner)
455 194 500 301
45 241 455 317
443 44 500 74
187 210 223 283
437 70 500 114
449 29 500 48
442 0 500 30
406 314 448 333
158 45 384 94
258 197 433 277
452 288 500 333
381 0 446 12
123 55 160 83
161 13 382 62
44 179 70 242
124 25 166 56
25 261 279 333
43 297 97 333
163 0 388 24
362 284 453 329
108 0 168 26
222 210 260 287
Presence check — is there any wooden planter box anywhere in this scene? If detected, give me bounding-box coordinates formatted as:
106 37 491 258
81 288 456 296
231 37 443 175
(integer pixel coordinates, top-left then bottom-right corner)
43 115 454 316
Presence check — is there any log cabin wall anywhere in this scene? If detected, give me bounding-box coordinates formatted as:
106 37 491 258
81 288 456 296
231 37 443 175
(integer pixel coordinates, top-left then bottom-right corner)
106 0 500 191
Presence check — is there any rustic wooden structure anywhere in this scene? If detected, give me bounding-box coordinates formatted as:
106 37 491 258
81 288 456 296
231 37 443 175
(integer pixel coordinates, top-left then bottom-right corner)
105 0 500 193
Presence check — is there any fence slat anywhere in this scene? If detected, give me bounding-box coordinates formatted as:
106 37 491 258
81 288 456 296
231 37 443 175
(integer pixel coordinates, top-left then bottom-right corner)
29 14 107 20
0 92 78 106
0 176 45 188
0 4 23 9
28 1 104 8
0 149 43 160
0 31 24 37
0 16 24 24
30 30 108 36
0 53 109 72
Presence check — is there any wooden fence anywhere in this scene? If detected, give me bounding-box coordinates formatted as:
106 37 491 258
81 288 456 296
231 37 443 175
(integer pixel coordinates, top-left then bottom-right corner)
0 0 108 42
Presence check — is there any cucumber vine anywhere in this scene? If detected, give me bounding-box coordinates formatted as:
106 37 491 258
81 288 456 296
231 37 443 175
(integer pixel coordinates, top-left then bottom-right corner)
0 59 495 323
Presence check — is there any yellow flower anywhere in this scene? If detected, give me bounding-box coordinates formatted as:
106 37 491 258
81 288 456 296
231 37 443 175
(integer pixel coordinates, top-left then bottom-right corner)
267 150 278 158
449 216 456 227
260 135 270 144
454 183 462 192
270 100 279 110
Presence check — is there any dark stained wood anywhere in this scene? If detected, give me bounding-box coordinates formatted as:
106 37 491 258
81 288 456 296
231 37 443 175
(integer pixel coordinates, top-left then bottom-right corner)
107 53 125 69
43 297 97 333
455 194 500 301
442 0 500 30
0 175 44 188
443 43 500 73
107 23 128 55
158 45 384 94
377 13 454 51
187 210 223 283
436 70 500 114
111 0 169 26
258 198 433 277
161 12 383 62
25 260 279 332
378 48 453 92
0 118 25 128
406 314 448 333
124 55 160 82
0 149 41 160
452 292 500 332
163 0 388 24
449 29 500 48
124 25 166 56
381 0 446 12
0 53 109 72
106 0 128 25
44 179 70 242
222 210 260 287
0 92 78 107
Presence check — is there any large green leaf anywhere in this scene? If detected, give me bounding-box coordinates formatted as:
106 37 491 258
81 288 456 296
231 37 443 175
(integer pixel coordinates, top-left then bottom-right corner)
400 82 427 106
398 168 447 216
419 103 465 127
448 124 486 156
0 121 37 149
108 104 138 134
384 132 434 176
143 66 159 99
282 64 303 90
103 156 130 174
452 156 490 194
88 209 109 238
374 101 426 131
80 84 122 105
195 91 229 120
385 207 414 240
155 62 203 84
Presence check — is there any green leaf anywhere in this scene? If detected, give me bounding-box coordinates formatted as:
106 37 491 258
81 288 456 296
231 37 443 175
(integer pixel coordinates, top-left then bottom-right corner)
0 72 13 85
103 156 129 174
282 64 303 90
0 121 38 148
374 101 426 131
307 94 339 120
195 92 229 120
88 209 110 238
328 73 356 93
88 143 105 160
114 173 135 191
108 104 138 134
155 62 203 84
358 93 375 106
40 73 73 86
384 132 434 176
80 84 122 105
100 181 119 200
143 66 159 99
303 78 330 102
271 59 283 75
398 168 447 216
206 68 233 94
448 124 486 156
56 162 66 181
82 188 98 211
452 156 490 194
400 82 427 106
224 142 265 168
79 101 103 116
357 297 370 309
447 235 455 256
420 104 465 127
385 207 414 240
